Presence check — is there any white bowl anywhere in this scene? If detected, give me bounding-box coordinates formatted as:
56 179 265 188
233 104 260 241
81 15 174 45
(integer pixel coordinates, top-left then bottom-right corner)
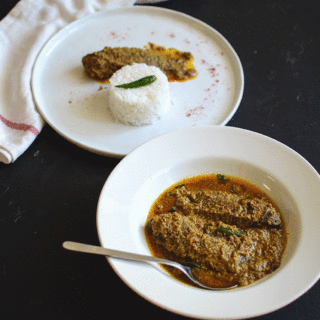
97 125 320 319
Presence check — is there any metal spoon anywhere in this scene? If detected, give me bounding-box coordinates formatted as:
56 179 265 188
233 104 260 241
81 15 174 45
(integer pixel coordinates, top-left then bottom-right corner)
63 241 238 291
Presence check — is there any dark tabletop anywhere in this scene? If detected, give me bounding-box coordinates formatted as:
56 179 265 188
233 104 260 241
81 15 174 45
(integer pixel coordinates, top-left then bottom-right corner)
1 1 319 319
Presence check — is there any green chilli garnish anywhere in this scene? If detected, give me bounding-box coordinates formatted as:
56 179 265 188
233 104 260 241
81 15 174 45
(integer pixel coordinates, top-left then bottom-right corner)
115 75 157 89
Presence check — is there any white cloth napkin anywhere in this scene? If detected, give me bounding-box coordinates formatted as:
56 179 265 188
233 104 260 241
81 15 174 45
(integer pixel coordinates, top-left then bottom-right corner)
0 0 139 164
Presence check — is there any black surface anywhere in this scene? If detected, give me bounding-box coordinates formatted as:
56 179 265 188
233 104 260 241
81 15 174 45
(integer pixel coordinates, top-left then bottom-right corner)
1 1 319 319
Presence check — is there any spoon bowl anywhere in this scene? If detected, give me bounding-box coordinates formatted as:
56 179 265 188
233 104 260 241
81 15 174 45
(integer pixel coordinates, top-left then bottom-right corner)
63 241 237 291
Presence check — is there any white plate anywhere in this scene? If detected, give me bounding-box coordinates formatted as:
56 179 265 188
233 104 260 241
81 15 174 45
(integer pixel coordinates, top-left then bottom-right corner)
97 125 320 319
31 6 244 157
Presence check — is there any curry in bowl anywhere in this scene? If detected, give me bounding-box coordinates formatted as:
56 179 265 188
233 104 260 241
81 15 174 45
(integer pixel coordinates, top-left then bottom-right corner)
145 173 288 289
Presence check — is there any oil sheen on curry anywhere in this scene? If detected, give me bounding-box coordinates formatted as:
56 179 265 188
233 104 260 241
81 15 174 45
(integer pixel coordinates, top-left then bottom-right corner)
82 42 197 83
145 174 288 289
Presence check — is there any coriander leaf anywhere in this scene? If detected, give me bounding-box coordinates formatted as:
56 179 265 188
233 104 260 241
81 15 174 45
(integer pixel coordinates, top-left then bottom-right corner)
217 174 229 184
216 226 245 237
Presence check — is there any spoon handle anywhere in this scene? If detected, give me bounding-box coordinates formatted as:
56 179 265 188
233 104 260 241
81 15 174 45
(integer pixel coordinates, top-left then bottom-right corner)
63 241 174 265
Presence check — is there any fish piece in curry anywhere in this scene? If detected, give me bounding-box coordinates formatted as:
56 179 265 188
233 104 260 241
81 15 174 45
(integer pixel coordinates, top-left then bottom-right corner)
82 42 198 83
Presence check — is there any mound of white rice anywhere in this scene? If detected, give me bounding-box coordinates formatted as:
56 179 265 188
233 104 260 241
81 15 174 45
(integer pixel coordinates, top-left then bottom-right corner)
108 63 170 126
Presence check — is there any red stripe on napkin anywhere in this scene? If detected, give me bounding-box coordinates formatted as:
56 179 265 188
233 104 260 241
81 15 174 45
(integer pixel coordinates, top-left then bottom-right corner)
0 115 39 136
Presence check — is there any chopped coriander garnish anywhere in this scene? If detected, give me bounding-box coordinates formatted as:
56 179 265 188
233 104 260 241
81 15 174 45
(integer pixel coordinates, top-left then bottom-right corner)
216 226 245 237
217 174 229 184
